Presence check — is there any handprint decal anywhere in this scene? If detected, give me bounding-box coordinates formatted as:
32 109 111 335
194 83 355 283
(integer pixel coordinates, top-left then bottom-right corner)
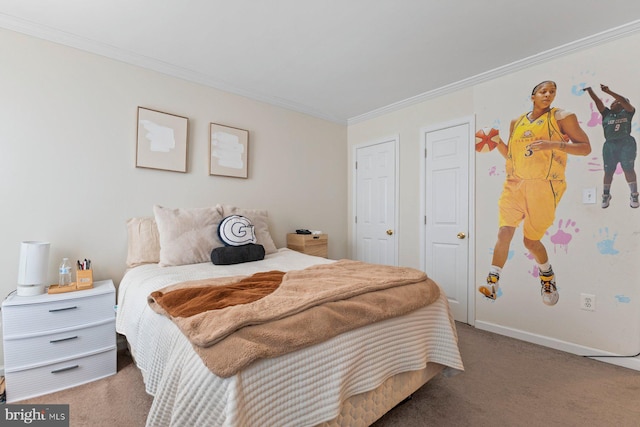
596 228 619 255
549 218 579 254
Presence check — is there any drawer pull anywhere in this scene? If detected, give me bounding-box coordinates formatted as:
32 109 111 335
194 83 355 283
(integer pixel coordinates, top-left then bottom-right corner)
313 235 319 239
51 365 79 374
50 335 78 343
49 306 78 312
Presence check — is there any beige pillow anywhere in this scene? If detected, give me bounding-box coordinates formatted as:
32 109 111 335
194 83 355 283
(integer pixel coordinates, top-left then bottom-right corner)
126 217 160 268
220 205 277 254
153 205 224 266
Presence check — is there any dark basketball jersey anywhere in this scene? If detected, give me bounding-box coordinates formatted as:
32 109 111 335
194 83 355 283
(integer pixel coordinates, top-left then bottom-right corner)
602 107 634 141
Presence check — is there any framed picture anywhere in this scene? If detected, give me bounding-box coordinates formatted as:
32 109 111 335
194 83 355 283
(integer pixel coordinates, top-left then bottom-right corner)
209 123 249 178
136 107 189 172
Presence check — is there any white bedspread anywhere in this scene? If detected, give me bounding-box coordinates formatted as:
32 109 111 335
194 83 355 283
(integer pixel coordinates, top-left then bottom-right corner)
116 249 464 427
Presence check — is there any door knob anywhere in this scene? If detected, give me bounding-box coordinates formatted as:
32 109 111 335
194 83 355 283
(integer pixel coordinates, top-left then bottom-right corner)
457 232 466 239
386 229 393 235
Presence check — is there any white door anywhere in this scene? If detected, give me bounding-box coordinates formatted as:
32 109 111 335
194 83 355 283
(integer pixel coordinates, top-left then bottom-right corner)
421 118 474 323
354 138 398 266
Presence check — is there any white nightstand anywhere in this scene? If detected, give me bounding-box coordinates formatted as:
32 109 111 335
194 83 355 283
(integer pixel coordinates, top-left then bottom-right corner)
2 279 117 402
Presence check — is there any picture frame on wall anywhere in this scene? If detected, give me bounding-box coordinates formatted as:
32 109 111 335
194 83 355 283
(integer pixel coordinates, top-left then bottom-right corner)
136 107 189 173
209 123 249 178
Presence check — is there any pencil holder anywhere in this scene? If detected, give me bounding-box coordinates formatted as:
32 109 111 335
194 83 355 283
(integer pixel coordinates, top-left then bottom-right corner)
76 269 93 289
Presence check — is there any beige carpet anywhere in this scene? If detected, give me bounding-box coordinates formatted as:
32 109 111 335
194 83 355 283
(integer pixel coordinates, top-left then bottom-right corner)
374 323 640 427
13 323 640 426
14 350 152 426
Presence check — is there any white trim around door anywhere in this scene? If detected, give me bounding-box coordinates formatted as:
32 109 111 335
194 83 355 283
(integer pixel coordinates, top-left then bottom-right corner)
420 116 476 325
351 135 399 266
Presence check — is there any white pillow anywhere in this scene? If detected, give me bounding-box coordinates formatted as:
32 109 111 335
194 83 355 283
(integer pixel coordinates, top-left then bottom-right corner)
126 216 160 267
220 205 277 254
153 205 224 266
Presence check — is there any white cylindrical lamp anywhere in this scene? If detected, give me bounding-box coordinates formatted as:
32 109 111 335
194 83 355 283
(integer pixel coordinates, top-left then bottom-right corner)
17 241 50 296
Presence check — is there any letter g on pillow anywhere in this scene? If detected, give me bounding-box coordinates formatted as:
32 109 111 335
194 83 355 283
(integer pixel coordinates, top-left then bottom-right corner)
218 215 257 246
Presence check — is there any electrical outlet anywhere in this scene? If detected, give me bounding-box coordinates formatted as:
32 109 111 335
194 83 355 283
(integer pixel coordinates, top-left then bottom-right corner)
582 188 597 204
581 293 596 311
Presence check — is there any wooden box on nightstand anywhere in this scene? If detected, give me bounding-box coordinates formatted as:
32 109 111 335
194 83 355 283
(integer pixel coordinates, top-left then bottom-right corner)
287 233 328 258
2 279 117 403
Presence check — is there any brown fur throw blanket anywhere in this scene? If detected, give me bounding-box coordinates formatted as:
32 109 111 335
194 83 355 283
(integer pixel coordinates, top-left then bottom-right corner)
148 259 440 377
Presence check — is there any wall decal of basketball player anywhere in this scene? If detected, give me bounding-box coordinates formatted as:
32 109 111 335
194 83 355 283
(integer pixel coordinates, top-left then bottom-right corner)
583 84 638 209
478 81 591 306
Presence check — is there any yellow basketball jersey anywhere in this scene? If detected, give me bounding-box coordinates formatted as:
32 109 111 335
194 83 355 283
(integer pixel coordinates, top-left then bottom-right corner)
506 107 567 180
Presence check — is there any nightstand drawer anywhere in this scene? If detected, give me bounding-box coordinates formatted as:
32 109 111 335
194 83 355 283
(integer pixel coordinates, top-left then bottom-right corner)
287 233 328 257
5 347 116 403
3 320 115 369
2 292 114 337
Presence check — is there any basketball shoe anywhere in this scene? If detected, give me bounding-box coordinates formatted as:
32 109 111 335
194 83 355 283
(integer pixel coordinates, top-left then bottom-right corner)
540 268 558 306
479 273 499 300
602 193 611 208
630 192 639 208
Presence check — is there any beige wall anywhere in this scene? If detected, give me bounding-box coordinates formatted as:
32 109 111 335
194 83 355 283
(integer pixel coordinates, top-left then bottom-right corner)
349 31 640 366
0 29 348 365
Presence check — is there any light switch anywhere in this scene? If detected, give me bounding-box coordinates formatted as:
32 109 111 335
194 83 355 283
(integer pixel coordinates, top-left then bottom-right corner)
583 188 597 204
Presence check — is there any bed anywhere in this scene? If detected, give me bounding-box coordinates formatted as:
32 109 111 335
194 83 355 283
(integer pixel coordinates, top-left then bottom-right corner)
115 205 464 426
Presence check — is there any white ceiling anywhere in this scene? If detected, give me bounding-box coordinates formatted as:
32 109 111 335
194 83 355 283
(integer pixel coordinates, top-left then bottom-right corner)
2 1 640 124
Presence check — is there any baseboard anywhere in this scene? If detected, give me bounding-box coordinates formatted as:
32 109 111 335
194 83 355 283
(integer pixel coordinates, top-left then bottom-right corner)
475 321 640 372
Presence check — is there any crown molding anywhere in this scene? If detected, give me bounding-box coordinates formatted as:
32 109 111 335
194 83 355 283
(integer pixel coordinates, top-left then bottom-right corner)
3 13 639 127
0 13 346 125
348 19 640 126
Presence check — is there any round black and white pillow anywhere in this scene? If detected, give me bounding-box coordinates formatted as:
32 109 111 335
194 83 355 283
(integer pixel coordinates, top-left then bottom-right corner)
218 215 257 246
